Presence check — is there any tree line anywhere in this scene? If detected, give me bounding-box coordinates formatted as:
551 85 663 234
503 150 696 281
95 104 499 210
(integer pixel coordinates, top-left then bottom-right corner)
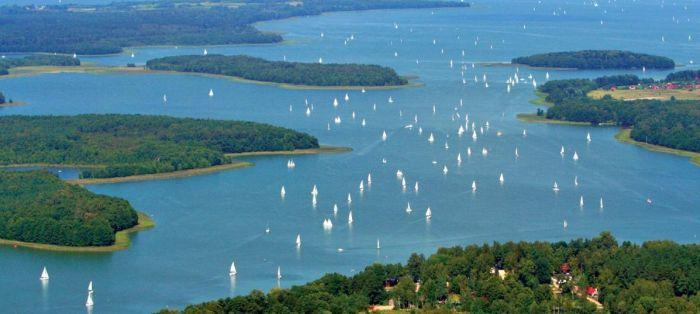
537 73 700 152
0 114 319 179
0 54 80 75
0 0 467 55
512 50 675 70
158 232 700 313
0 170 138 246
146 54 407 87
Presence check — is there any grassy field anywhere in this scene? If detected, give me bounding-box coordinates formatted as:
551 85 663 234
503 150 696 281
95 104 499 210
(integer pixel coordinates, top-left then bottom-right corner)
615 129 700 167
529 90 554 107
0 212 155 253
226 145 352 158
588 88 700 101
516 113 592 126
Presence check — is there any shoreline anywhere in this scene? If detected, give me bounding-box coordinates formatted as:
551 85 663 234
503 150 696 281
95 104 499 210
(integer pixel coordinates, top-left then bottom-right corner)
68 146 351 185
615 129 700 167
516 113 593 126
528 91 554 107
6 65 421 91
0 212 155 253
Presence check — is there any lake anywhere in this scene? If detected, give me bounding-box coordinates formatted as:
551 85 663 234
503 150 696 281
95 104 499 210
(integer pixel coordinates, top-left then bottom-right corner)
1 1 699 312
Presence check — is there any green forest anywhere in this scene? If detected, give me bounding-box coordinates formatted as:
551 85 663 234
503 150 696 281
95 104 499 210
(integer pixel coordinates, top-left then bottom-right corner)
0 114 319 179
159 232 700 313
0 0 467 55
0 54 80 75
0 170 138 246
146 55 407 87
535 73 700 153
512 50 675 70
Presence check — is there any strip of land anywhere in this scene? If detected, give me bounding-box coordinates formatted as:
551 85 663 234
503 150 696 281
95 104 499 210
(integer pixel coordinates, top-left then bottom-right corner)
0 212 154 253
615 129 700 167
4 65 421 90
516 113 594 126
69 146 351 185
589 88 700 101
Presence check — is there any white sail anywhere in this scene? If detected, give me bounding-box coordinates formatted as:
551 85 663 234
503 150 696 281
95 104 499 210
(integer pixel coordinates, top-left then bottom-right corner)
333 98 339 107
553 181 559 192
382 131 388 141
401 177 406 188
295 234 301 248
414 181 419 193
347 193 352 204
359 180 365 192
467 147 472 156
425 207 432 219
563 220 568 229
376 239 381 249
208 89 214 97
499 173 505 184
600 197 604 209
586 132 592 143
203 48 208 55
471 181 477 192
428 133 435 143
367 173 372 186
573 151 579 161
579 196 584 208
163 94 167 103
230 261 237 276
40 267 49 281
348 211 354 224
311 185 318 196
280 186 286 198
344 93 349 102
457 153 462 164
405 202 412 213
277 266 282 279
560 146 565 157
333 204 338 215
574 176 579 186
88 281 93 292
482 148 488 156
515 148 519 158
443 165 448 175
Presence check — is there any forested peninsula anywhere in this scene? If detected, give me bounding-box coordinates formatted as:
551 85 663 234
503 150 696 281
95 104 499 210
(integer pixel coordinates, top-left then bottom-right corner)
523 71 700 155
0 114 319 179
0 170 140 247
146 55 408 87
0 54 80 75
159 232 700 313
512 50 675 70
0 0 468 55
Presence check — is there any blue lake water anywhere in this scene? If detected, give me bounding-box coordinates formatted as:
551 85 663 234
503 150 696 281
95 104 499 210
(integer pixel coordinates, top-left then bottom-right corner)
1 1 700 312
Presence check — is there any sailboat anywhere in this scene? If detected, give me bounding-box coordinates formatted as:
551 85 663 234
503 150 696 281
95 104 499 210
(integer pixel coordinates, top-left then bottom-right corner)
522 129 527 137
471 181 477 192
280 186 286 198
203 48 208 55
333 204 338 216
388 96 394 103
553 181 560 192
401 177 407 189
482 148 488 156
599 197 604 209
347 193 352 204
586 132 592 143
344 93 349 102
348 211 354 224
574 176 579 187
443 165 448 175
472 130 478 141
579 196 584 208
457 153 462 165
515 147 519 158
367 173 372 186
428 133 435 143
405 202 413 213
382 131 388 141
230 261 237 276
88 281 93 292
40 267 49 281
425 207 432 220
208 89 214 97
295 234 301 249
85 291 94 307
499 173 505 184
467 147 472 156
376 239 381 249
359 180 365 192
572 151 579 161
311 185 318 197
163 94 167 103
563 220 568 229
277 266 282 280
560 146 565 157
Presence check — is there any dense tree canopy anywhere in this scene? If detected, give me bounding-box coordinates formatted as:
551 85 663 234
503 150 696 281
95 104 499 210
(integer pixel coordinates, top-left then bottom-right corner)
0 114 319 179
146 54 407 87
0 0 467 55
0 170 138 246
0 54 80 75
159 233 700 313
536 74 700 153
665 70 700 82
512 50 675 70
